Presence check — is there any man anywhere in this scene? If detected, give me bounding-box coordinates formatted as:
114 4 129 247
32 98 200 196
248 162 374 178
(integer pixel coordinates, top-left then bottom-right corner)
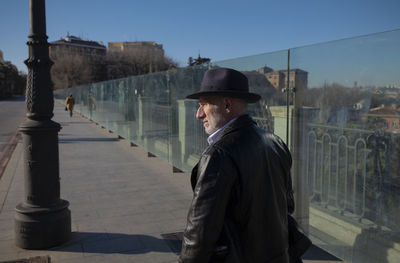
180 68 294 263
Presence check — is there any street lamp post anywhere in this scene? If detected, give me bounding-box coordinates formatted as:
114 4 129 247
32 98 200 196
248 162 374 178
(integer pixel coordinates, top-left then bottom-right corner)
14 0 71 249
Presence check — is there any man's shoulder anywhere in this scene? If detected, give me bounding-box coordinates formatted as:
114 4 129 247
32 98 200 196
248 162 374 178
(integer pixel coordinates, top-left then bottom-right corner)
200 141 238 165
196 144 237 177
201 143 227 159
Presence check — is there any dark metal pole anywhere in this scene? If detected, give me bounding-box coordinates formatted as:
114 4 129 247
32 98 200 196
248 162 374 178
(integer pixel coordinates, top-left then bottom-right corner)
286 49 290 145
14 0 71 249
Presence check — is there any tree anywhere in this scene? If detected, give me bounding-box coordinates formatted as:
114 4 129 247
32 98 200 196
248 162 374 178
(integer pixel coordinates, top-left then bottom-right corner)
0 60 26 98
302 83 370 123
106 50 178 80
50 49 179 89
51 55 92 90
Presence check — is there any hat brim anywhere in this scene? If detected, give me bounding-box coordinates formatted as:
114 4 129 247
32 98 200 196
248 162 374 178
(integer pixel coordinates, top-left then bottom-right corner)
186 91 261 103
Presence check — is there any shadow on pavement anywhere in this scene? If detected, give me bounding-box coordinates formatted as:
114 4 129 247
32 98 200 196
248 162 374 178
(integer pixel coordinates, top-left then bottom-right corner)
302 244 342 261
0 96 25 102
50 232 178 255
50 232 343 259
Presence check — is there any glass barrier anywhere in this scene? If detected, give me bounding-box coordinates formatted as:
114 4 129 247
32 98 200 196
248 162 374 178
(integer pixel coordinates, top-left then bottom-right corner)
290 30 400 263
53 29 400 263
212 51 291 146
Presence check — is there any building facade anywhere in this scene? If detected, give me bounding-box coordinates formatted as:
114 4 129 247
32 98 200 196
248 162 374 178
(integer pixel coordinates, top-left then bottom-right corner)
108 41 164 57
49 34 106 60
261 68 308 91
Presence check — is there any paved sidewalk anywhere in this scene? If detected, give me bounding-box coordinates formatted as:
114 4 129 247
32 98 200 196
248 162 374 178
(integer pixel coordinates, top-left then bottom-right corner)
1 103 192 263
0 103 341 263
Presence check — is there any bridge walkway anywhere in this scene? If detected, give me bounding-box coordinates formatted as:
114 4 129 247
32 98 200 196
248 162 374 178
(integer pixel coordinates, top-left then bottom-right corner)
0 102 340 263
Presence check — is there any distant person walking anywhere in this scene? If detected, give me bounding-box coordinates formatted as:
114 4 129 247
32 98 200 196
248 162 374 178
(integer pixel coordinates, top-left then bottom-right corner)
65 94 75 117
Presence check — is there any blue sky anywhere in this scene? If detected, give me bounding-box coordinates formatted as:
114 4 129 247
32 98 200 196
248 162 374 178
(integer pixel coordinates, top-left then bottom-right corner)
1 0 399 76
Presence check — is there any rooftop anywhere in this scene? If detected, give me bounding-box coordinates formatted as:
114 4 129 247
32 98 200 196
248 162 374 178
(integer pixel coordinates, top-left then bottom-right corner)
50 35 106 49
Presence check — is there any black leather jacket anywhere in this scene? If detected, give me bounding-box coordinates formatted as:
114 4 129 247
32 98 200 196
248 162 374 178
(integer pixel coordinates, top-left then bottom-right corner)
180 115 293 263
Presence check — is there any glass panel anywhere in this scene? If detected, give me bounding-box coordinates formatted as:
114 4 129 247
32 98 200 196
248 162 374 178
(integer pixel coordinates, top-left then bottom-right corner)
140 71 170 162
127 75 142 147
54 51 290 173
113 78 130 140
53 30 400 263
291 29 400 263
212 51 291 146
94 82 108 128
169 65 209 172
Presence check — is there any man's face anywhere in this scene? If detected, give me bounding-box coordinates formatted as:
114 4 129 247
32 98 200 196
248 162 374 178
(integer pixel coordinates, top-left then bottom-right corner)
196 96 229 135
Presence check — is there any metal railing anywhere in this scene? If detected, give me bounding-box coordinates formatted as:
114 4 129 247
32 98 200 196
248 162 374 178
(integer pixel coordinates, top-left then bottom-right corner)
305 123 399 229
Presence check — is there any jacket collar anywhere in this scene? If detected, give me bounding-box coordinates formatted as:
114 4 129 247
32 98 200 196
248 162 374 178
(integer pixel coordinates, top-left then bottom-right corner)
213 114 256 143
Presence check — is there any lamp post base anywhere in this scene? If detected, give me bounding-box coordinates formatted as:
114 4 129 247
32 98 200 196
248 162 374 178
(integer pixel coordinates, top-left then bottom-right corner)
14 200 71 249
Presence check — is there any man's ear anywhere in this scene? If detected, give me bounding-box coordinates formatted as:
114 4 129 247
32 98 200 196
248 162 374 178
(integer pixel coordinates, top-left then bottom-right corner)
224 98 233 112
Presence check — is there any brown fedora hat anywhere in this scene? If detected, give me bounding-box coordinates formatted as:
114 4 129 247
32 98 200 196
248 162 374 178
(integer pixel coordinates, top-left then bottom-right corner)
186 68 261 103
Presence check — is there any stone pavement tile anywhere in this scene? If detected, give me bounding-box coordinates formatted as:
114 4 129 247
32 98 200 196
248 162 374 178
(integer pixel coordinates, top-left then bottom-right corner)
0 222 14 241
164 199 192 211
145 193 190 205
0 210 15 222
0 190 7 206
104 224 160 237
138 233 174 253
2 190 24 202
86 195 132 209
0 232 85 262
1 198 22 212
168 209 188 220
93 204 145 220
13 242 85 263
157 218 186 234
0 253 29 262
1 202 18 213
122 221 164 235
0 212 14 224
0 144 22 192
70 222 79 233
0 238 27 258
72 219 109 233
62 192 91 204
127 211 177 225
45 250 84 263
69 207 100 222
85 210 176 230
55 252 176 263
129 251 179 263
141 202 182 214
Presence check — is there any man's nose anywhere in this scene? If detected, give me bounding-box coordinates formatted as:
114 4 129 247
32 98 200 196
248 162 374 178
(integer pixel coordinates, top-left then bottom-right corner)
196 106 205 119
